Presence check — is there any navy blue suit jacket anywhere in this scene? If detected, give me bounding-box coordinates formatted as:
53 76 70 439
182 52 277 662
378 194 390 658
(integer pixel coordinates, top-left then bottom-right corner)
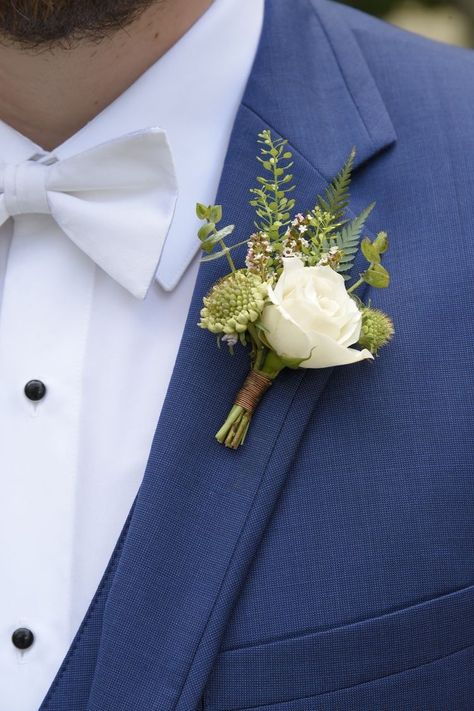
39 1 474 709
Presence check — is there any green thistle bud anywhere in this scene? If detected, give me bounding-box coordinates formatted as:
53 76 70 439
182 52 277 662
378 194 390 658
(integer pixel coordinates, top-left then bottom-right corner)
358 307 394 355
199 270 268 336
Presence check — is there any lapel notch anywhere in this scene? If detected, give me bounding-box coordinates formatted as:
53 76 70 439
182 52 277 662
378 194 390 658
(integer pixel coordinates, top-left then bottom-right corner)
244 0 397 180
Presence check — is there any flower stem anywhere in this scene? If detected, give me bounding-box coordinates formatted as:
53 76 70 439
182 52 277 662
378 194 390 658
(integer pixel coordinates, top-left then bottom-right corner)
247 323 266 370
225 412 251 449
347 276 364 294
215 352 286 449
215 405 244 444
219 239 236 273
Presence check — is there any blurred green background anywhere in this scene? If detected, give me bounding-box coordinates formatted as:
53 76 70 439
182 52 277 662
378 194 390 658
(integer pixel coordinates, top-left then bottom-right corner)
341 0 474 46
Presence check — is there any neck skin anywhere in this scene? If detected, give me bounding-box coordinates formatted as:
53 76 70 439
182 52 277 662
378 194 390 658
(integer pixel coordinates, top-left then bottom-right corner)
0 0 213 150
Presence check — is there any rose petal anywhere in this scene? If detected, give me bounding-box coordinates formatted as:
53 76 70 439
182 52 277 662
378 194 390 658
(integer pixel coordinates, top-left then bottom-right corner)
300 330 374 368
260 303 312 362
273 257 305 300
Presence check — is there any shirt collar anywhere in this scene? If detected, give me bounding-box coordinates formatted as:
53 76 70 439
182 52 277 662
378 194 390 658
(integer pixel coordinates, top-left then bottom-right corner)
0 0 264 293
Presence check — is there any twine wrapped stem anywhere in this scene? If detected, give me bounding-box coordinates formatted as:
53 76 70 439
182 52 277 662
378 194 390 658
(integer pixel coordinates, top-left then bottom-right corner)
234 370 272 413
215 369 272 449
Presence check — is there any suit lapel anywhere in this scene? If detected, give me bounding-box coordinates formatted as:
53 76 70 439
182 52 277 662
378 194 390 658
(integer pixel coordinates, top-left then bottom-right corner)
43 2 397 710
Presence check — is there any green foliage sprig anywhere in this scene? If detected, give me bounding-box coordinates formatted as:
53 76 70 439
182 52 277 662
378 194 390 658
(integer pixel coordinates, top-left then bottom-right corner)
348 230 390 292
196 203 240 270
333 202 375 279
196 130 391 296
249 130 296 241
318 147 355 223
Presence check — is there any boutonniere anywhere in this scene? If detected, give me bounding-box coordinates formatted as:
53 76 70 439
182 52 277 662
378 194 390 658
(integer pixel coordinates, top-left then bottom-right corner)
196 130 394 449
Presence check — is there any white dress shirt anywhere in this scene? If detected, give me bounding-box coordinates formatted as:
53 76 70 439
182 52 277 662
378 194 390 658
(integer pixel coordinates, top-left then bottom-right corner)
0 1 264 708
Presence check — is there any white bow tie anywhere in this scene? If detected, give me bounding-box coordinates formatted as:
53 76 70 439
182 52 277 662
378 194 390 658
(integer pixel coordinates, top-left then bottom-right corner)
0 128 178 299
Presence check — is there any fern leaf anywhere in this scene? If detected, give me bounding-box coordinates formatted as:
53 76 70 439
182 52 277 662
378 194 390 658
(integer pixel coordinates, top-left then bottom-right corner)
334 202 375 277
318 148 356 222
336 263 354 273
338 253 357 264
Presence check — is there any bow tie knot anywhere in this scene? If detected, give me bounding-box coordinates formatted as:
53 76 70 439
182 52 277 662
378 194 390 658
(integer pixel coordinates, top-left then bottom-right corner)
2 159 51 217
0 129 178 298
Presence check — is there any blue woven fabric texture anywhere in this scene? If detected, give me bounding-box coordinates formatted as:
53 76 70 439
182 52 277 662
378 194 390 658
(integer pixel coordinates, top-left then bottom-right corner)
39 1 474 709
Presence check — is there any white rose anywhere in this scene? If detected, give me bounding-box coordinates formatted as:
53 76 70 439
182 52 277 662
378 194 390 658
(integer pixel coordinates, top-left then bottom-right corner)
260 258 373 368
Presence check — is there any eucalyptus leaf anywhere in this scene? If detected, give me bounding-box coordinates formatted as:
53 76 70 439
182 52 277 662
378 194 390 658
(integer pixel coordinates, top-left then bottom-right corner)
209 205 223 224
361 237 381 264
200 232 243 261
213 224 235 241
196 203 209 220
201 224 235 252
362 263 390 288
373 231 389 254
198 222 215 243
